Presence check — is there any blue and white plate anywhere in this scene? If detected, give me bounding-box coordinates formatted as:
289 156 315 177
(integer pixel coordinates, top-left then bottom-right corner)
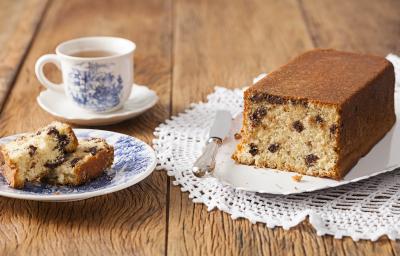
0 129 157 202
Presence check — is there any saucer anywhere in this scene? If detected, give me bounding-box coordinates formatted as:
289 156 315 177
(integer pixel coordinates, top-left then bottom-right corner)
37 84 158 126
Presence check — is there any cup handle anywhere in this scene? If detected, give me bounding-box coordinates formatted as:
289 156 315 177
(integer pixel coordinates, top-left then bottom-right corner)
35 54 64 92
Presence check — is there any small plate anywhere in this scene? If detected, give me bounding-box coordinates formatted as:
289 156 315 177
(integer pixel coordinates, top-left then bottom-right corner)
214 94 400 195
37 84 158 126
0 129 156 201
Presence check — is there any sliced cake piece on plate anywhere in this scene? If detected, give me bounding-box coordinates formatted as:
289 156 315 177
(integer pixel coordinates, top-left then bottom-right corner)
44 138 114 186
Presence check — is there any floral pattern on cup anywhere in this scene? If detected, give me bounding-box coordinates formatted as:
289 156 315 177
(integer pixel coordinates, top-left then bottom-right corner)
68 62 124 112
35 37 135 113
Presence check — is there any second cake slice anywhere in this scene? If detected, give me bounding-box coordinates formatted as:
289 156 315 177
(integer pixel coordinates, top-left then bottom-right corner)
44 138 114 186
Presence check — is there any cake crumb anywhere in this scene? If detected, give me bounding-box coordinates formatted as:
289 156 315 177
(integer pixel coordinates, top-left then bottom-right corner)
234 133 242 140
292 175 303 182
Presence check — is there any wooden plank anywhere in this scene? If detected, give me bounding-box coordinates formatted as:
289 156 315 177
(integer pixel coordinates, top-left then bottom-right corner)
0 0 48 112
299 0 400 254
299 0 400 55
0 0 171 255
169 0 320 255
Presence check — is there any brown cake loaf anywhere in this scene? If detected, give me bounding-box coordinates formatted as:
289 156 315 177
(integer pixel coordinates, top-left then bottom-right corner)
232 49 396 179
0 122 78 188
44 138 114 186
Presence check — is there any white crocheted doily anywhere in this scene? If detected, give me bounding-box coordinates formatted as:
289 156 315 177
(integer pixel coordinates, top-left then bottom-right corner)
153 54 400 241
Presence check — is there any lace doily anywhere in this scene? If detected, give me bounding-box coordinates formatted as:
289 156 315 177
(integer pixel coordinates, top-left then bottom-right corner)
153 54 400 241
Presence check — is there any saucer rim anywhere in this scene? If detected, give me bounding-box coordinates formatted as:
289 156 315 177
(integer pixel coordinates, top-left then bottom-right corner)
37 84 158 121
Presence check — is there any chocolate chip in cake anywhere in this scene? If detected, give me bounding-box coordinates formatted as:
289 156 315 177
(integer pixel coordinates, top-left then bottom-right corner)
305 154 319 167
47 127 70 151
28 145 37 157
58 134 70 148
249 143 258 156
268 143 280 153
30 162 36 168
292 121 304 133
85 147 98 156
250 108 267 126
36 131 41 135
290 99 308 107
234 133 242 140
249 93 265 102
315 115 324 124
47 127 60 136
249 93 286 104
266 95 286 104
70 157 82 167
90 147 98 155
44 156 65 169
330 124 337 134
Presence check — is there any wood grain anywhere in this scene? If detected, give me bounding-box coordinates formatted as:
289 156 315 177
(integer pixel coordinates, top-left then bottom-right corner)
0 0 171 255
299 0 400 55
0 0 48 112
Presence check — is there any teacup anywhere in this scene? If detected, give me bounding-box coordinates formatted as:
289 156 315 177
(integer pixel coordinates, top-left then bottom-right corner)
35 37 136 113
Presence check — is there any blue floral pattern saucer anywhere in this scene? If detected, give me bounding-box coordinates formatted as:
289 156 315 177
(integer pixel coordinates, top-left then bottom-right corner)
0 129 156 201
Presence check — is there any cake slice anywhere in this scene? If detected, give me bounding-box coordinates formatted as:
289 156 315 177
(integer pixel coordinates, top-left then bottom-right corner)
44 138 114 186
0 122 78 188
233 49 396 179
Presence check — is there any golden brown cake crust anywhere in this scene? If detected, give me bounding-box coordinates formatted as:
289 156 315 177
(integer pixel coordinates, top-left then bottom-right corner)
62 124 79 153
0 146 24 188
248 48 393 104
336 60 396 178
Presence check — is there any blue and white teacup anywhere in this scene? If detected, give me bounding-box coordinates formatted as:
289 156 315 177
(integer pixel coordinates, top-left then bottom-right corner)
35 37 136 113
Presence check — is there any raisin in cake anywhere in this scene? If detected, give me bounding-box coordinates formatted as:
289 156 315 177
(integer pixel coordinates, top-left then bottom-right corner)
0 122 78 188
233 49 396 179
44 138 114 186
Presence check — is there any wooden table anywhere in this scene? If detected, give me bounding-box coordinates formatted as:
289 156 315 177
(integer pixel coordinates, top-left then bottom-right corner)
0 0 399 255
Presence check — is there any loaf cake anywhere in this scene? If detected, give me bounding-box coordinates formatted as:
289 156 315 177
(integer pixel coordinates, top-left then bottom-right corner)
0 122 78 188
232 49 396 179
44 138 114 186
